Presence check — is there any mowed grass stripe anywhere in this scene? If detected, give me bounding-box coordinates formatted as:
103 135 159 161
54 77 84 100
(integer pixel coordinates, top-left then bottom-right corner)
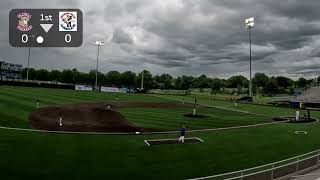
121 109 268 124
121 108 269 123
3 86 173 103
121 110 266 125
121 111 221 129
1 86 110 103
120 108 269 130
0 88 65 106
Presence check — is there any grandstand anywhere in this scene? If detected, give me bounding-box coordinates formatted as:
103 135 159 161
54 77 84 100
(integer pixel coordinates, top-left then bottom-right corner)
296 86 320 103
272 83 320 108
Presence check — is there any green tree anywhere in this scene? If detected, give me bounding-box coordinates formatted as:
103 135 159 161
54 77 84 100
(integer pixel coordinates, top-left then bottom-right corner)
175 76 193 90
60 69 74 84
226 75 248 88
296 77 308 88
194 74 210 89
263 77 279 95
36 69 50 81
49 70 61 82
120 71 136 87
137 70 153 90
21 68 37 80
276 76 293 88
105 71 121 86
156 74 173 89
252 73 269 87
211 78 222 94
72 68 81 84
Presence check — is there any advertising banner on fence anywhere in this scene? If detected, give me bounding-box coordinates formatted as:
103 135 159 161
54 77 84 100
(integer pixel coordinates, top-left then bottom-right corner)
75 85 93 91
101 86 119 93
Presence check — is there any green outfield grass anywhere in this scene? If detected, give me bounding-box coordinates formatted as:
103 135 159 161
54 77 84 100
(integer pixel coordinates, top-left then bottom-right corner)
1 85 320 180
120 108 269 130
0 86 175 128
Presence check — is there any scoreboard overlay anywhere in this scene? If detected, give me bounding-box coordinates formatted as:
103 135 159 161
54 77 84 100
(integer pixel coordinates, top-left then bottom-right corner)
9 9 83 47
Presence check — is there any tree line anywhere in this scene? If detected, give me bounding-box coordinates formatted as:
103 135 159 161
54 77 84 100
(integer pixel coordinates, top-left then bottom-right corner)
21 68 320 95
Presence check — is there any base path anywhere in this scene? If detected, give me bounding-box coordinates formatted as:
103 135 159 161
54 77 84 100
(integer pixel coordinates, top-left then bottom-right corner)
144 137 204 146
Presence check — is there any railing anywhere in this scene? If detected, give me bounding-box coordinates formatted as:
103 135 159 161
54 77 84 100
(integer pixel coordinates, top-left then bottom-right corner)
188 149 320 180
272 96 295 102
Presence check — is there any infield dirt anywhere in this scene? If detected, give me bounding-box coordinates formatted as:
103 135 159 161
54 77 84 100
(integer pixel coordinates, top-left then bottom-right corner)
29 101 204 133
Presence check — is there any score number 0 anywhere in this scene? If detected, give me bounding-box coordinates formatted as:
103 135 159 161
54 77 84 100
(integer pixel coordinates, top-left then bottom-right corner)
21 34 72 43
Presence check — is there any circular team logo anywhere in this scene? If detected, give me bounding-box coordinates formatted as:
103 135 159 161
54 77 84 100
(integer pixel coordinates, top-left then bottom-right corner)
17 12 32 32
59 12 77 31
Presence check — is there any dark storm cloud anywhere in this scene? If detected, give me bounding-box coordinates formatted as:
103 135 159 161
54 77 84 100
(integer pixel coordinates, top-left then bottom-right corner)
111 28 134 44
0 0 319 79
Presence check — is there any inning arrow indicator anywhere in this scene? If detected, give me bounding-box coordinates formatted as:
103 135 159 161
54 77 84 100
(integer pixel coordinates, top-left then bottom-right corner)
40 24 53 33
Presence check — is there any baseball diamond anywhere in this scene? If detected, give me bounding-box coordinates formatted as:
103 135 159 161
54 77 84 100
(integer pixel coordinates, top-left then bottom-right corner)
2 1 320 179
1 86 320 180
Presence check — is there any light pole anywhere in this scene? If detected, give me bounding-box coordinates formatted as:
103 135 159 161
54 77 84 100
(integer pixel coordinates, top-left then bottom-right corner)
140 70 144 89
95 41 104 91
26 47 31 81
245 17 255 97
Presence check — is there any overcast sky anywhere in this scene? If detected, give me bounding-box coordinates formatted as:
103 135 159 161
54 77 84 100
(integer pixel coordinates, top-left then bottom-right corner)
1 0 320 79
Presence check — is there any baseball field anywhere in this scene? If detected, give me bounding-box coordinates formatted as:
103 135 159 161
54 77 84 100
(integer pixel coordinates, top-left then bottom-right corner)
1 85 320 179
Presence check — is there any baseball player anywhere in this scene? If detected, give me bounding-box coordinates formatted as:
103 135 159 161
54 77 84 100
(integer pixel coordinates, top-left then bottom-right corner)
36 99 40 108
179 126 186 143
193 98 198 115
296 110 300 121
59 113 64 126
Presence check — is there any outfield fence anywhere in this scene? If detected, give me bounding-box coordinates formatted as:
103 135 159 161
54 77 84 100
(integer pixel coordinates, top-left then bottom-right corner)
189 149 320 180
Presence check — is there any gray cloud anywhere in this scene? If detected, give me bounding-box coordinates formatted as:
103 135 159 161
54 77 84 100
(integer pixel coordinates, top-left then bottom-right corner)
0 0 319 79
111 28 134 44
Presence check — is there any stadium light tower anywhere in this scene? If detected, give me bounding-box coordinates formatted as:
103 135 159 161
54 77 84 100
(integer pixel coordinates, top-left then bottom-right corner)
94 41 104 91
245 17 254 97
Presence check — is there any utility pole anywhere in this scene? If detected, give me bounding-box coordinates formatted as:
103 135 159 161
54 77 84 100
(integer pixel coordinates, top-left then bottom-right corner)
141 71 144 89
26 48 31 81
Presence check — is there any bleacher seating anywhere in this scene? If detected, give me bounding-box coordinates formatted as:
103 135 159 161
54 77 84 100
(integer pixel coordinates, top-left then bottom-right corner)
296 86 320 103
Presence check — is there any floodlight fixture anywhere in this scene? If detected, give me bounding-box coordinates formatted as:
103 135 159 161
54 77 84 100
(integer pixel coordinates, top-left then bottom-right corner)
95 41 104 46
245 17 255 29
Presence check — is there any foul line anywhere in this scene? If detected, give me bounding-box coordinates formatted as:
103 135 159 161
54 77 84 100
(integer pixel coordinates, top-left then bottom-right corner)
0 120 289 136
144 137 204 146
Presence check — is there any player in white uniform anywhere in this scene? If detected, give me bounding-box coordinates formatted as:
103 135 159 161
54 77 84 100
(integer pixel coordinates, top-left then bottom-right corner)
296 110 300 121
59 113 64 126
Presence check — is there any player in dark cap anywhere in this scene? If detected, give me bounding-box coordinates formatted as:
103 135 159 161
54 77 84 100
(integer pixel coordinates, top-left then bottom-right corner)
178 125 186 143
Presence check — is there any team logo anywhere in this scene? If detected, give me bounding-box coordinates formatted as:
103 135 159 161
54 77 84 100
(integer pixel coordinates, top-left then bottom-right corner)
17 12 32 32
59 12 77 31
